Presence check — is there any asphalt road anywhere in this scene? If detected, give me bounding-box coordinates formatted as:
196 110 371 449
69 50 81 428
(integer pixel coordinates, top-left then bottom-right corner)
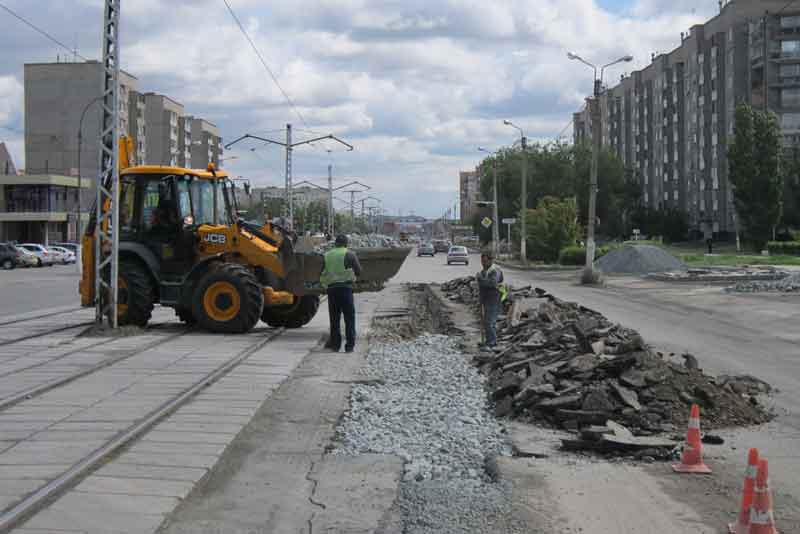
0 264 81 319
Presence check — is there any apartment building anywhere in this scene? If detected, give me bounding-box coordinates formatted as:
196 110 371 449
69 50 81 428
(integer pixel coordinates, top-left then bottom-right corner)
189 118 223 169
128 90 147 165
459 170 480 222
573 0 799 236
143 93 184 167
24 61 138 179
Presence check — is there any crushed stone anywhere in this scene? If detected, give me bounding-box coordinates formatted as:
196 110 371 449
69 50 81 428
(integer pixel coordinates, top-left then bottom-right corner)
595 244 687 275
728 271 800 293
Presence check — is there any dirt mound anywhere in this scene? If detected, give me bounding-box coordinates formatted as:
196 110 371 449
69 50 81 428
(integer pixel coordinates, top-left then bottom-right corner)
440 277 772 436
595 244 686 275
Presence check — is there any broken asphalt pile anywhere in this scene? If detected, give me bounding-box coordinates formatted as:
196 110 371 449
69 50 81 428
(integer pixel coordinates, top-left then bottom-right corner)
728 271 800 293
441 276 773 456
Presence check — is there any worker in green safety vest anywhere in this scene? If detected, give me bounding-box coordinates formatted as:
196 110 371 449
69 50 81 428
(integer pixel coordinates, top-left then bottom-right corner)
320 235 362 352
476 250 506 348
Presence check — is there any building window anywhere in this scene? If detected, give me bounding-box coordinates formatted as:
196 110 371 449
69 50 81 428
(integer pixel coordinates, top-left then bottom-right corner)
782 40 800 56
783 87 800 107
783 112 800 130
781 15 800 29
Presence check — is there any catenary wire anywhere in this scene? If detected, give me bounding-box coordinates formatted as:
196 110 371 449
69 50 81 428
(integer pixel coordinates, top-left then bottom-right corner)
0 2 91 62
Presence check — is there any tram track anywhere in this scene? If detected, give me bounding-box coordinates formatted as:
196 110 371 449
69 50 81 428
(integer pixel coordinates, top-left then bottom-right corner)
0 325 286 532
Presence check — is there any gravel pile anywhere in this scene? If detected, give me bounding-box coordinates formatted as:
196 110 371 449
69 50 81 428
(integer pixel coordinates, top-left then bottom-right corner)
595 244 687 275
335 333 522 534
728 271 800 293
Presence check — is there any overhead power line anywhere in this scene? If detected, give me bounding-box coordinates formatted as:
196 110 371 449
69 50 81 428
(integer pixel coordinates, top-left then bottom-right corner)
0 2 91 61
222 0 309 129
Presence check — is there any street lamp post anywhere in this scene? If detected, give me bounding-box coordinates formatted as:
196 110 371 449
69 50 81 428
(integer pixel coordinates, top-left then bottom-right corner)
478 147 501 258
567 52 633 283
503 120 527 264
76 95 104 271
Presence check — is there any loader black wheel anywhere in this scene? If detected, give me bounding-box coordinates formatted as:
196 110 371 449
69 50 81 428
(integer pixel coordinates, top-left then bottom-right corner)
193 263 263 334
261 294 320 329
115 259 155 327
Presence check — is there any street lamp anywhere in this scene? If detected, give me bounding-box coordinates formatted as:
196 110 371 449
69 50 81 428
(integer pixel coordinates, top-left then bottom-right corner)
75 95 104 272
478 147 501 258
503 120 527 264
568 51 632 283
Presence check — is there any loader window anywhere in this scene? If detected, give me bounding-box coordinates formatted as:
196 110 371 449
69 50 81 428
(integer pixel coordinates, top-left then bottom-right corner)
119 178 136 233
190 179 216 226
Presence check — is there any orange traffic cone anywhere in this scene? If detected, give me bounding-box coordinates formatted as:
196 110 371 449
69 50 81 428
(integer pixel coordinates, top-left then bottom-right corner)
749 458 778 534
729 448 760 533
672 403 712 474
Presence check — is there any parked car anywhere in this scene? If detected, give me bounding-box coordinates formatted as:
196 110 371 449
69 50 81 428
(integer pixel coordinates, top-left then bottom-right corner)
48 246 76 264
14 246 39 268
417 242 435 257
0 243 17 270
52 242 79 255
446 245 469 265
433 240 451 253
18 243 55 267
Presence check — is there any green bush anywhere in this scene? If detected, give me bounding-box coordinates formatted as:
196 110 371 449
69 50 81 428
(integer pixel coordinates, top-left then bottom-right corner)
520 196 579 263
558 244 614 265
767 241 800 255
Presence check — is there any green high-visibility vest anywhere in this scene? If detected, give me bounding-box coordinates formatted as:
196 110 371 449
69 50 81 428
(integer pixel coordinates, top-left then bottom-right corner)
487 263 509 302
320 247 356 288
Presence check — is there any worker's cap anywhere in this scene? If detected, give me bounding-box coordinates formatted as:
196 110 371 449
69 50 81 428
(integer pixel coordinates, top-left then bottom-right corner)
335 234 349 246
481 248 494 259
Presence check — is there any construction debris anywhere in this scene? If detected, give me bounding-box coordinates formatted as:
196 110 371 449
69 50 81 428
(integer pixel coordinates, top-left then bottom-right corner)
439 277 773 455
728 271 800 293
653 267 787 283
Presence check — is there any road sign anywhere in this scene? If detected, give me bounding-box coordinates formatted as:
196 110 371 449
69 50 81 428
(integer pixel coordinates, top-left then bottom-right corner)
481 217 493 228
502 218 517 224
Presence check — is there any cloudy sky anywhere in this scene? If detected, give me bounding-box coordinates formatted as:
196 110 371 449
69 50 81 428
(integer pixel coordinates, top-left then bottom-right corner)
0 0 715 217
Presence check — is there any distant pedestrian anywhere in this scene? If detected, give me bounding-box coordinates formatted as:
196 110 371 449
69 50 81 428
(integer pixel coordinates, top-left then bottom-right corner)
476 251 506 349
704 225 713 254
320 235 362 352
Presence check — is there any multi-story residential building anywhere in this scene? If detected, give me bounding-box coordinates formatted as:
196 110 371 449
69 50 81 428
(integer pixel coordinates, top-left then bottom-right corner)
0 143 16 176
24 61 138 179
573 0 800 237
177 116 193 168
189 118 223 169
143 93 184 167
459 170 480 222
127 90 147 165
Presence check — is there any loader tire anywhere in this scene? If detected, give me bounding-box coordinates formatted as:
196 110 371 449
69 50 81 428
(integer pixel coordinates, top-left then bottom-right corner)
115 259 155 327
261 294 320 329
175 307 196 325
193 263 263 334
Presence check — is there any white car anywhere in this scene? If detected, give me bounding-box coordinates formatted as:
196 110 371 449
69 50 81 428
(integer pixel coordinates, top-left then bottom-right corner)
18 244 56 267
14 246 39 268
48 246 76 264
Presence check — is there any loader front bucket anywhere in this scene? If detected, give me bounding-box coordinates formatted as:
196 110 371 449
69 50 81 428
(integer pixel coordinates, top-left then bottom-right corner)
286 246 411 296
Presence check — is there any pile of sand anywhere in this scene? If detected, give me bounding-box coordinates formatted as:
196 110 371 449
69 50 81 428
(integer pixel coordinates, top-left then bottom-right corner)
595 245 687 275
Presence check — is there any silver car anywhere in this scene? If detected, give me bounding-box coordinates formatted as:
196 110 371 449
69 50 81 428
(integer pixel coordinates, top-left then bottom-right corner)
446 246 469 265
48 246 76 264
18 244 56 267
14 246 39 268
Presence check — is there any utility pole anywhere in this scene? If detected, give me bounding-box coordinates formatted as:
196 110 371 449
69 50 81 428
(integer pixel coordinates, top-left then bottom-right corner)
492 158 500 258
224 130 353 231
94 0 121 328
503 121 528 264
328 161 333 236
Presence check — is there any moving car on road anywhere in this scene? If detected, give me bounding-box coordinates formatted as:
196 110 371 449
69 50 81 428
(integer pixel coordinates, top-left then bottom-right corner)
18 244 55 267
48 246 76 264
446 246 469 265
433 239 451 253
14 246 39 268
417 242 435 257
0 243 17 270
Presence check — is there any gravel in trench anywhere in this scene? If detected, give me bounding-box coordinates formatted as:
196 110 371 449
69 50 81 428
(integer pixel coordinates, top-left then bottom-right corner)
334 333 524 534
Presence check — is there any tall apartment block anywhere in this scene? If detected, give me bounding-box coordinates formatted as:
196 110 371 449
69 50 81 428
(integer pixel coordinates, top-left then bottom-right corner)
188 117 223 169
459 170 480 222
143 93 185 167
24 61 137 179
128 90 146 165
573 0 800 236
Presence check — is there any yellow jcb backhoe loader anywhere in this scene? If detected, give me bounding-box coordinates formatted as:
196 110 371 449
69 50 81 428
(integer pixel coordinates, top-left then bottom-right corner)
79 140 409 333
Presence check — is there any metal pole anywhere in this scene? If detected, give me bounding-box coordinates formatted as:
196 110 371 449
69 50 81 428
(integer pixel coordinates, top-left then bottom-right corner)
585 89 601 281
285 123 293 230
328 163 334 237
520 135 528 264
492 158 500 258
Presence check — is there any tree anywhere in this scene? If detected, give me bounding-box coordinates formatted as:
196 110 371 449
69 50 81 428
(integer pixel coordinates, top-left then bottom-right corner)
782 146 800 228
514 196 579 262
728 104 783 249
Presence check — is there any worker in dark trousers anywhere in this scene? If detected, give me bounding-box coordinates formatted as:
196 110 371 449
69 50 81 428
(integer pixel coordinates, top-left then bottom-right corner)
476 250 506 349
320 235 362 352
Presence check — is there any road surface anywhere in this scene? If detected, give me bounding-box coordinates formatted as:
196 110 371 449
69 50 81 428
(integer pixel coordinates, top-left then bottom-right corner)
0 264 80 319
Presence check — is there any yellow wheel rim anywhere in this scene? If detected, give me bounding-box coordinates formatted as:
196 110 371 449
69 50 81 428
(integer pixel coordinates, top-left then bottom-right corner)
117 276 129 319
203 281 241 322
